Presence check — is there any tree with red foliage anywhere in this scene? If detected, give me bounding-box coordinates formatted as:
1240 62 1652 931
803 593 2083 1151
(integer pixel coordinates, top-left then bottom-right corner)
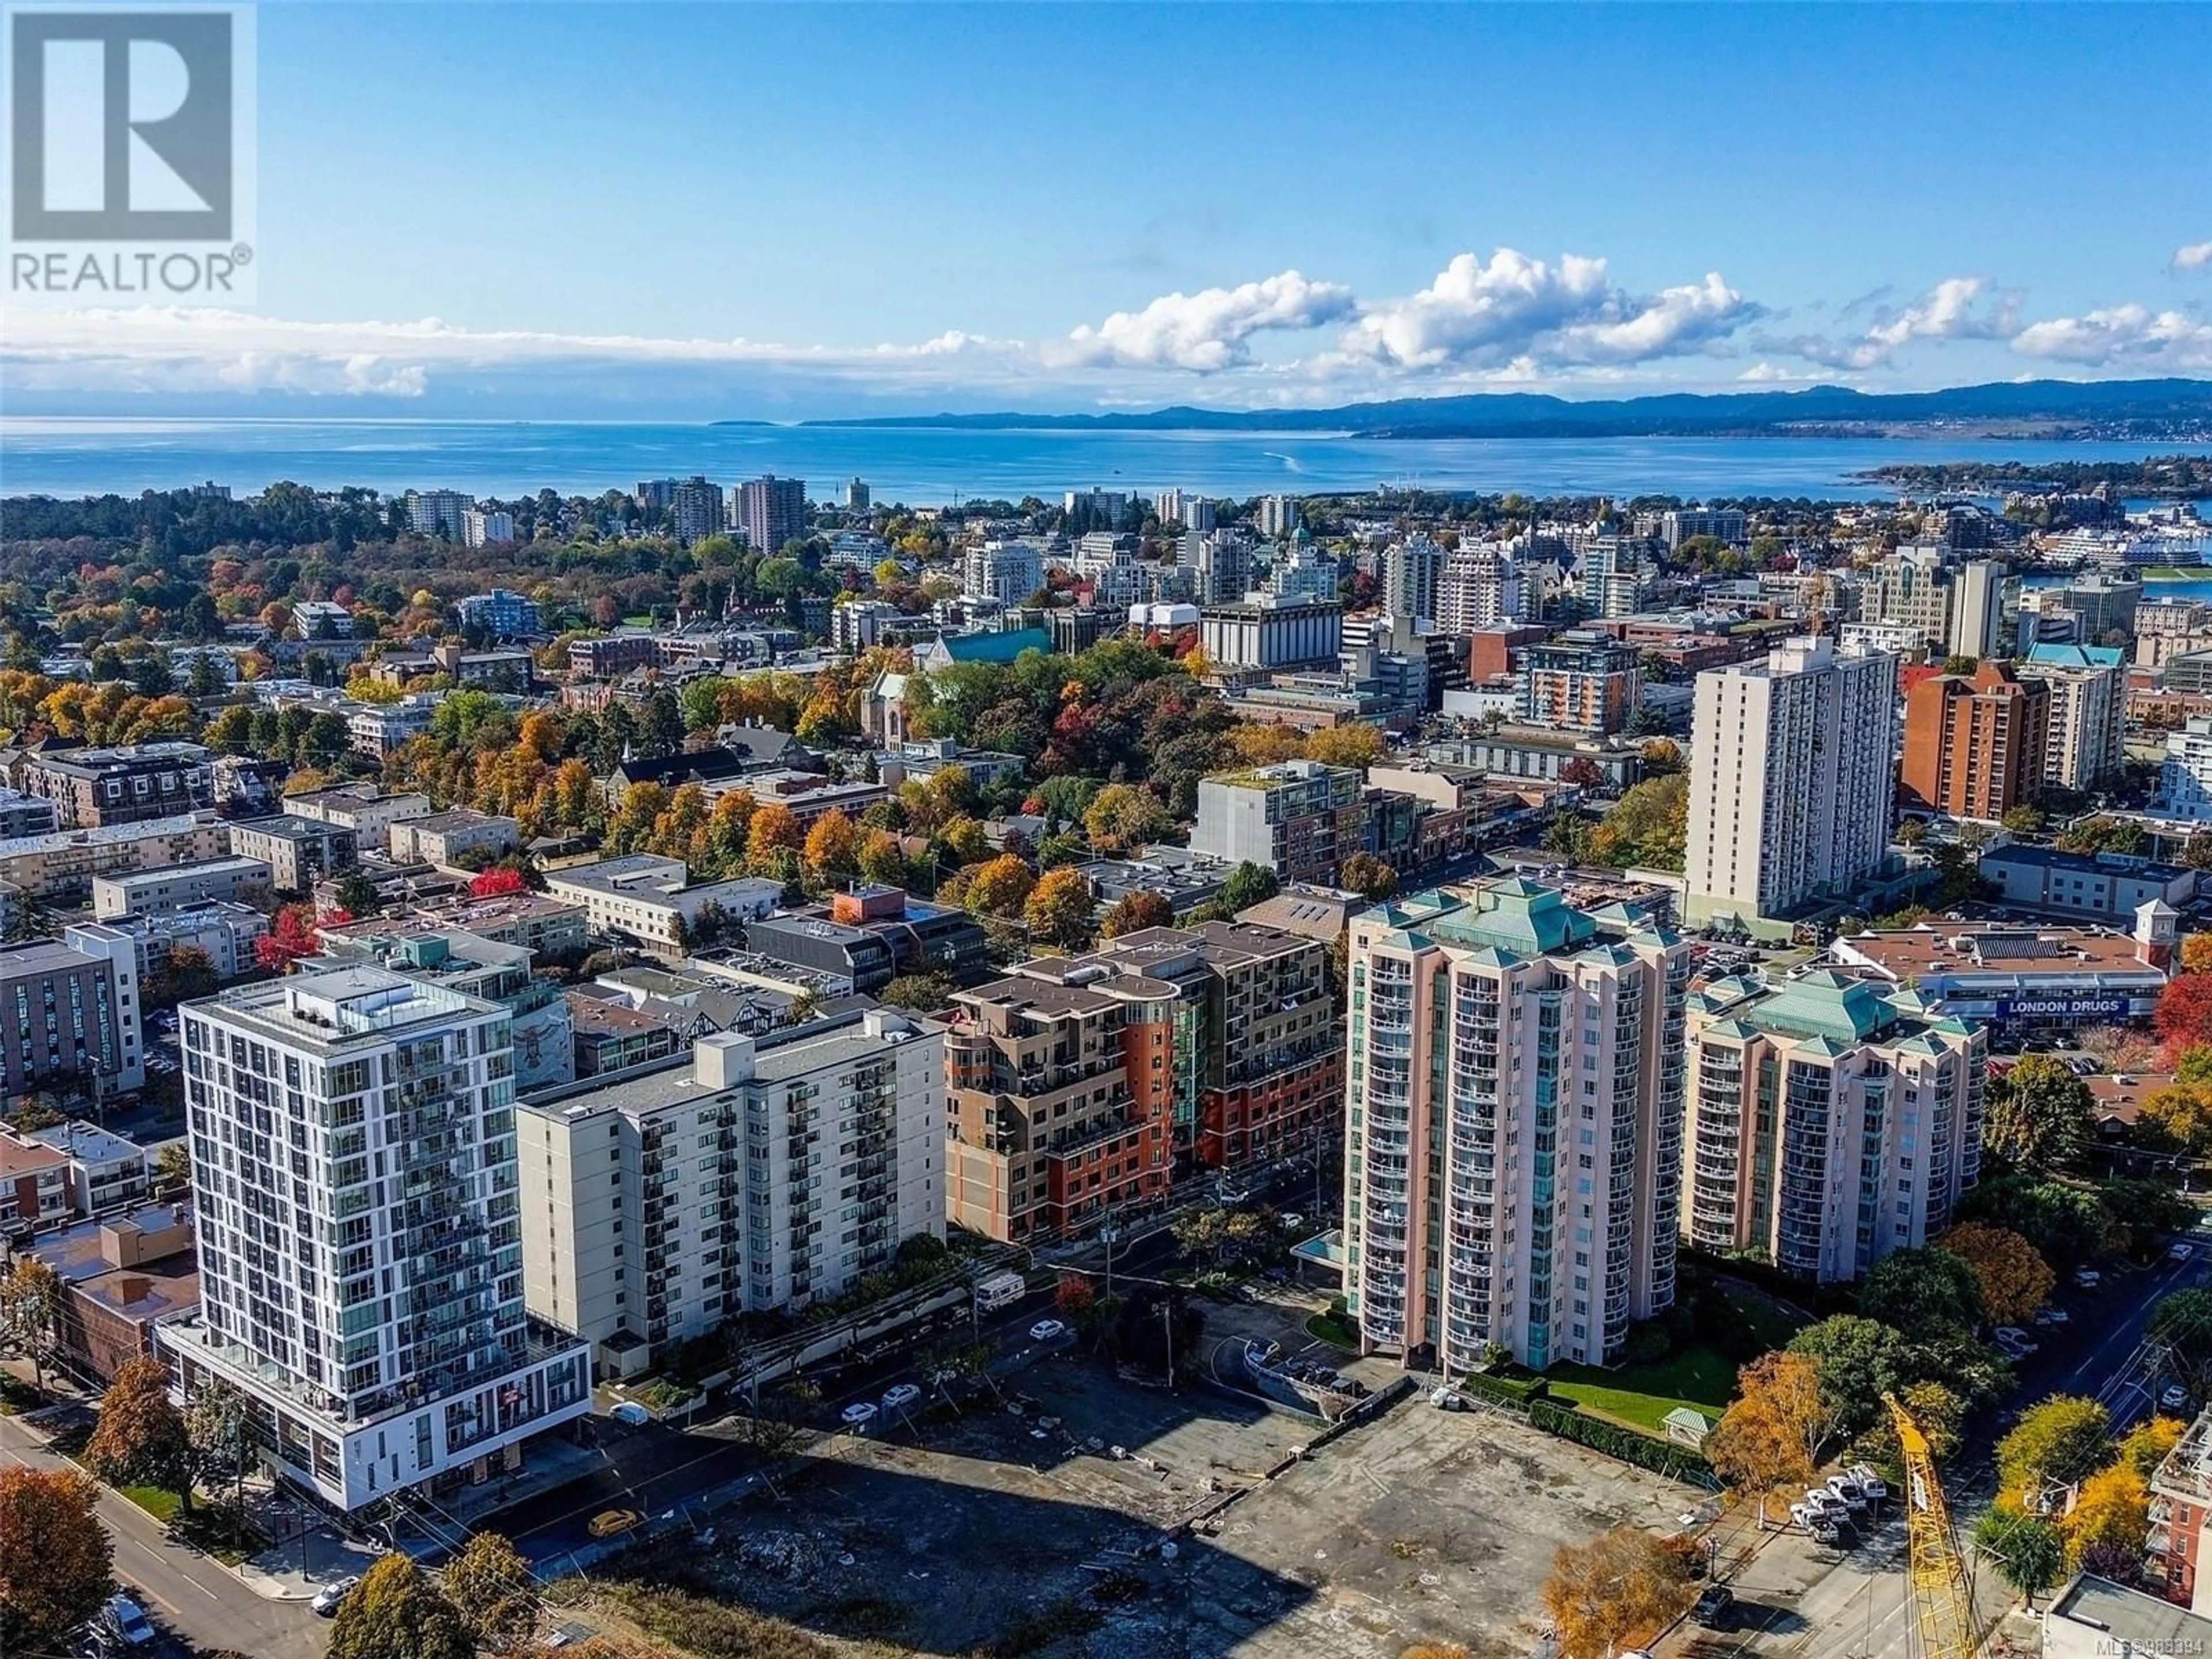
1055 1277 1095 1318
253 903 323 976
2157 972 2212 1061
468 866 529 899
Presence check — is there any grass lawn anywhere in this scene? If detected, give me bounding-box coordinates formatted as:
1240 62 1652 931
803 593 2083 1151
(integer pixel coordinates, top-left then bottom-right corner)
1306 1311 1359 1350
1544 1288 1808 1435
118 1484 182 1523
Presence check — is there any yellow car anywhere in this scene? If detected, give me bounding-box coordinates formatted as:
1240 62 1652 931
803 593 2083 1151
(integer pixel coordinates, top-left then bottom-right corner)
588 1508 643 1539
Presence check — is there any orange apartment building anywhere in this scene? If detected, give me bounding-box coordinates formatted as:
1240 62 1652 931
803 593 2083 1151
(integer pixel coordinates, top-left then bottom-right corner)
1900 660 2050 820
944 921 1341 1241
2149 1405 2212 1610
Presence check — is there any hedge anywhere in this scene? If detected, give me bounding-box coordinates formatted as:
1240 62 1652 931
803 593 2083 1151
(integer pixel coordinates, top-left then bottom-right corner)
1528 1398 1717 1485
1459 1369 1550 1408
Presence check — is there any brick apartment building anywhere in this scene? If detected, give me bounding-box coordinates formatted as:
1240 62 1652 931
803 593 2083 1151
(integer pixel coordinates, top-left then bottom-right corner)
944 921 1340 1241
1902 660 2050 820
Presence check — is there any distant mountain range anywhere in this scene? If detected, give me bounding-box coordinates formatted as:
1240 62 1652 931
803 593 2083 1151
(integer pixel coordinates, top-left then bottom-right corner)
767 377 2212 440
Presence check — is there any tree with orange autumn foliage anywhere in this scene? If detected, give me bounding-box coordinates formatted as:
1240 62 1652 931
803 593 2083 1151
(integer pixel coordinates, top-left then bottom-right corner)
1705 1351 1827 1498
1541 1525 1696 1659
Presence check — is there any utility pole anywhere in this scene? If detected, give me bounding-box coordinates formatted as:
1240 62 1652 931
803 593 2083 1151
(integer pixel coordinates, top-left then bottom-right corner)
1162 1302 1175 1388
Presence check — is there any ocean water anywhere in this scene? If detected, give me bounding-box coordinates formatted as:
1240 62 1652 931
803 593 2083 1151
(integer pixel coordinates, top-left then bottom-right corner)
2 418 2207 507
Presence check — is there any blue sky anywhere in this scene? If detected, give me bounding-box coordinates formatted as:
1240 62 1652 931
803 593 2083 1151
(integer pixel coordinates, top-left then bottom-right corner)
10 2 2212 417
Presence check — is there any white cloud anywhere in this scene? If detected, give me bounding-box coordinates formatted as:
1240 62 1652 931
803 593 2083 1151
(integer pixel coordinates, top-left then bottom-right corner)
2012 304 2212 370
1 307 1040 401
1056 271 1356 371
2176 241 2212 272
1790 276 2018 369
1336 248 1759 372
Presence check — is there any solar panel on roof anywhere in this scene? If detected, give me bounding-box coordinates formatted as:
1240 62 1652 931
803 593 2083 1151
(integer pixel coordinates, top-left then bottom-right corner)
1974 934 2055 959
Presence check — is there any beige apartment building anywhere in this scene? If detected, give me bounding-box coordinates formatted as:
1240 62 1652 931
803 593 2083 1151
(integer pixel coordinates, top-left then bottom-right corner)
1682 971 1984 1283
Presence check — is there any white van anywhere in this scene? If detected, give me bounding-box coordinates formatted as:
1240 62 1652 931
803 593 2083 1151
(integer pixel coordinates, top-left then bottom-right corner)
974 1270 1027 1312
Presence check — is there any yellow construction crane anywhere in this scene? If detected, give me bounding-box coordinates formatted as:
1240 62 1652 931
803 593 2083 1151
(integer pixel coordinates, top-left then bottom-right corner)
1886 1391 1978 1659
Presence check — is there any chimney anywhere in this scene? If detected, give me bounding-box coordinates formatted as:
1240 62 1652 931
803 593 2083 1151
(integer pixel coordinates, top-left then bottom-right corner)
694 1031 755 1088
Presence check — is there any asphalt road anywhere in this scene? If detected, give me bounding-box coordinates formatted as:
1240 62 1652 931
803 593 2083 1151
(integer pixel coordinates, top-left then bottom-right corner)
1664 1236 2209 1659
0 1412 326 1659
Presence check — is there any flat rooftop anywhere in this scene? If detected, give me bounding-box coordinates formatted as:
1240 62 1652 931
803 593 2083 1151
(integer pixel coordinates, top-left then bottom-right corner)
194 967 497 1050
2050 1573 2212 1651
1832 923 2164 982
1984 843 2194 883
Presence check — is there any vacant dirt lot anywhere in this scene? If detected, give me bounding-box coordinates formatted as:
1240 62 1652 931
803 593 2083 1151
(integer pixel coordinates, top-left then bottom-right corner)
619 1316 1705 1659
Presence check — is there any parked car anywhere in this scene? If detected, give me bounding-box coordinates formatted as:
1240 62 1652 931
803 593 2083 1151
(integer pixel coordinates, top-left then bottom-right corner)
1825 1475 1868 1510
1691 1585 1735 1628
1028 1319 1067 1343
881 1382 922 1413
588 1508 643 1539
310 1575 361 1618
2075 1268 2104 1289
105 1597 156 1646
2173 1240 2197 1263
2163 1384 2192 1413
2032 1306 2069 1327
1803 1488 1847 1517
1849 1464 1889 1502
1993 1326 2038 1356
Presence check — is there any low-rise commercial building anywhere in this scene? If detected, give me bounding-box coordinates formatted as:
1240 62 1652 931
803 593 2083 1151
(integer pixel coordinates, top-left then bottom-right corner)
20 1119 151 1217
565 992 688 1080
1828 907 2176 1040
1979 844 2199 922
0 1132 71 1228
518 1013 945 1378
1682 971 1984 1283
7 1205 199 1383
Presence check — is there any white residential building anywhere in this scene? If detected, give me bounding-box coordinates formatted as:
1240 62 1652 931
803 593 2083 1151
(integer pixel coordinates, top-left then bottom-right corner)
403 490 471 541
543 856 783 957
2017 643 2126 792
1438 542 1525 631
1684 635 1899 926
1683 971 1984 1284
1343 880 1690 1372
517 1013 945 1378
162 968 591 1510
2157 717 2212 822
1257 495 1300 537
1384 536 1446 626
961 541 1046 607
1266 540 1340 603
461 509 515 549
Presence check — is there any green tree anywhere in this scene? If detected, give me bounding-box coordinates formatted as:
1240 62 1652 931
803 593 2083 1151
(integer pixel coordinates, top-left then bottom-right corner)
1217 861 1280 915
1857 1246 1982 1339
1785 1315 1918 1440
1983 1055 2094 1174
2150 1287 2212 1398
332 870 383 919
327 1554 474 1659
878 974 955 1013
1972 1509 2067 1607
1589 773 1690 872
85 1355 192 1511
438 1531 537 1652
